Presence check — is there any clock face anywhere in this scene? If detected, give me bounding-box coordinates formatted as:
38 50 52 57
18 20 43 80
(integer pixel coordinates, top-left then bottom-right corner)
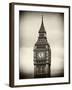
37 52 45 59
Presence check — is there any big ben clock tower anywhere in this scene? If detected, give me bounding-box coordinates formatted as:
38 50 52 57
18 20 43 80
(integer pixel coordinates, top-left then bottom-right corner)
33 15 51 78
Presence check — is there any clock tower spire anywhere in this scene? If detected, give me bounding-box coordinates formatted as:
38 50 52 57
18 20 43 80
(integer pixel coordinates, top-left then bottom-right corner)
33 15 51 78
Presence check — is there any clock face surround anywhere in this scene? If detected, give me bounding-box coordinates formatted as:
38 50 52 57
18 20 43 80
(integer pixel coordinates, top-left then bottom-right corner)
37 52 45 59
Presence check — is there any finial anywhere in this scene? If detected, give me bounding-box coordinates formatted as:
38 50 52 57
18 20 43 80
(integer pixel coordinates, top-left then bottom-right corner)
41 13 44 26
41 13 43 23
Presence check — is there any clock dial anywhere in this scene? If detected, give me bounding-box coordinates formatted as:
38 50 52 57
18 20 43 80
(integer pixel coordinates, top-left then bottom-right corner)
38 52 45 59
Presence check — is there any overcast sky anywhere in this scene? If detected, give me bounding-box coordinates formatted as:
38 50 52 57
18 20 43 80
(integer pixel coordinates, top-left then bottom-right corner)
19 11 64 77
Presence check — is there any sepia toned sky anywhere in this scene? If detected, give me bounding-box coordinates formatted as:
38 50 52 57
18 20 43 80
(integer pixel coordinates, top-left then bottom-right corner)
19 11 64 77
